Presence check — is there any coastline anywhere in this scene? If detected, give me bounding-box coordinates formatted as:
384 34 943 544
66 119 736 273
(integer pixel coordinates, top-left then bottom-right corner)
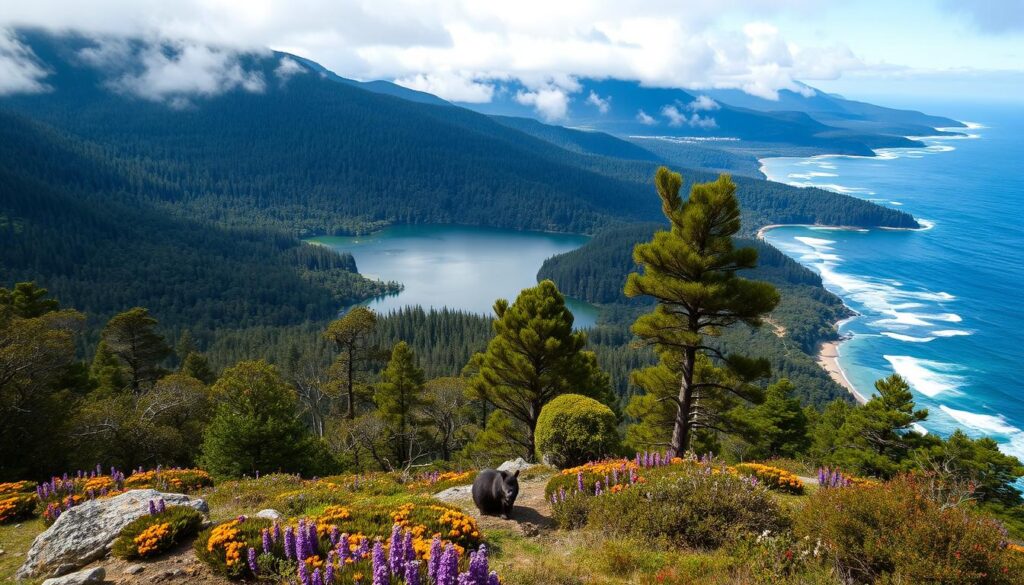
816 329 867 405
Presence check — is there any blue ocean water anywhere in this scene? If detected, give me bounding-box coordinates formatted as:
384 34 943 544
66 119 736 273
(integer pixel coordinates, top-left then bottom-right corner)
761 102 1024 460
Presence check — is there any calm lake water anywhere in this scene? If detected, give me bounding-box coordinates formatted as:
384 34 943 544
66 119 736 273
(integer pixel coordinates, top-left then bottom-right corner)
307 224 599 328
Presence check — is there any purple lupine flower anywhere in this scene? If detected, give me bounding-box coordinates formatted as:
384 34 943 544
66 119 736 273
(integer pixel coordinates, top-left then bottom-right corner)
148 500 157 515
594 481 602 496
284 527 296 560
389 524 403 575
308 521 319 556
372 540 389 585
558 487 566 503
551 493 558 506
297 519 309 560
298 560 310 585
338 533 350 562
311 568 322 585
436 544 459 585
576 472 584 493
325 556 336 584
356 536 370 559
158 498 166 513
457 573 473 585
330 526 340 547
467 545 489 584
487 572 500 585
402 529 413 565
428 536 442 582
612 468 618 486
273 522 282 543
405 560 421 585
262 528 272 554
247 547 258 575
95 464 102 476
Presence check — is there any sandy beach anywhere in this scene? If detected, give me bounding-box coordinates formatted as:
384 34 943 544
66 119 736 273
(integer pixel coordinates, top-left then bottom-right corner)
817 338 867 404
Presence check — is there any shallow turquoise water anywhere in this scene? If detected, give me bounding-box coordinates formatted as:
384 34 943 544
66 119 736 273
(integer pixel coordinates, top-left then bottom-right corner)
308 224 599 328
761 102 1024 460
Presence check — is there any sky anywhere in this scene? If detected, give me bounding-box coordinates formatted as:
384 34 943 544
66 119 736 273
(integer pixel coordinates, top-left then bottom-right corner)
1 0 1022 112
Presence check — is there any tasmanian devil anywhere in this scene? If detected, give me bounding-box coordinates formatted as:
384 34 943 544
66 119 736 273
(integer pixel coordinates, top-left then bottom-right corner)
471 468 520 519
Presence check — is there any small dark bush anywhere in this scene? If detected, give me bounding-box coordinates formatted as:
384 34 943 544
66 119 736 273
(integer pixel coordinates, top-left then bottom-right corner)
112 505 204 559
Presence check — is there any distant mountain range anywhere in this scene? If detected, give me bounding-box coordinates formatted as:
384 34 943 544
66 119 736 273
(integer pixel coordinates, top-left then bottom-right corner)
0 29 920 336
456 78 963 156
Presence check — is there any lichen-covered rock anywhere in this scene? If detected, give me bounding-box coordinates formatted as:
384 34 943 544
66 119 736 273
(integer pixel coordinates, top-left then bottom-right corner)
255 508 283 520
17 489 208 579
497 457 536 473
41 566 105 585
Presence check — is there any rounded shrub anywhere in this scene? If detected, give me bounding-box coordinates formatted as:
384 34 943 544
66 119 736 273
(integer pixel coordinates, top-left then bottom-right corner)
112 505 205 559
795 475 1024 584
535 394 619 468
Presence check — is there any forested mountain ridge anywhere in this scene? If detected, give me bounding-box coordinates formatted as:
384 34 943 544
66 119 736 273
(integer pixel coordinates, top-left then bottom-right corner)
0 110 398 337
1 28 918 237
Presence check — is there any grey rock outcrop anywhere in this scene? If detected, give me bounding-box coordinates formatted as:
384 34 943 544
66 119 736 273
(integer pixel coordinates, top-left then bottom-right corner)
17 489 208 579
255 508 283 520
41 566 105 585
497 457 536 473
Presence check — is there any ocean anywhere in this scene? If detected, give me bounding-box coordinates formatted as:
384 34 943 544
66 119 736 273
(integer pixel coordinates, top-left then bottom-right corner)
760 101 1024 461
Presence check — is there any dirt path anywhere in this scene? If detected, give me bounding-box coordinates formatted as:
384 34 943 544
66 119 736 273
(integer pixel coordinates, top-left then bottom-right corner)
434 476 554 536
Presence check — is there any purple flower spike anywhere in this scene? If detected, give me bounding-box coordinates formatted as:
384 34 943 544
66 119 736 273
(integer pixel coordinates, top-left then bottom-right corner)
284 527 296 560
298 560 310 585
468 544 489 583
488 572 500 585
437 544 459 585
372 540 389 585
311 568 322 585
273 522 282 543
389 524 403 575
158 498 166 513
402 529 413 564
262 528 272 554
325 559 335 584
428 536 442 582
405 560 421 585
576 471 584 493
247 547 258 575
148 500 157 515
338 533 350 562
330 525 340 547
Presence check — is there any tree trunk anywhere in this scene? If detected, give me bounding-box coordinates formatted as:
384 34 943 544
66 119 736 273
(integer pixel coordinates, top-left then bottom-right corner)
669 346 697 458
346 347 355 419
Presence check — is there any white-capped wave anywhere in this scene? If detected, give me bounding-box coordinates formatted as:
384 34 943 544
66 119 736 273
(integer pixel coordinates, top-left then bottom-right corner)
881 332 935 343
939 405 1020 435
883 355 964 397
932 329 971 337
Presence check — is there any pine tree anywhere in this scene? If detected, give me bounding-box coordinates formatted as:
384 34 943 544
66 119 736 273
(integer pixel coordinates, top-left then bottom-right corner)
468 280 612 461
375 342 427 466
179 351 216 385
90 340 130 393
200 360 325 478
625 168 779 456
100 307 172 393
738 378 809 459
324 306 378 419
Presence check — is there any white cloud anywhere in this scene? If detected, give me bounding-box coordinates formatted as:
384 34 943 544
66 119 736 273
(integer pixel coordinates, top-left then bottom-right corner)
662 103 717 128
80 39 267 105
688 95 719 111
636 109 657 125
395 72 493 103
0 29 50 95
585 90 610 113
0 1 877 104
274 56 306 79
514 86 570 121
661 104 687 126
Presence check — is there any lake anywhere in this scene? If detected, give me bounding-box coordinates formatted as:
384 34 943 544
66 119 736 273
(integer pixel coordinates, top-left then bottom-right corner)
307 224 599 328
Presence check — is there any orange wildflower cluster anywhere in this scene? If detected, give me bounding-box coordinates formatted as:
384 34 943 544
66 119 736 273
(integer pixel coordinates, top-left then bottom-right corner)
83 475 116 493
0 480 35 495
560 458 640 477
0 494 36 523
319 505 352 524
734 463 804 494
408 471 473 490
207 519 246 566
124 468 212 492
1008 543 1024 554
133 522 171 556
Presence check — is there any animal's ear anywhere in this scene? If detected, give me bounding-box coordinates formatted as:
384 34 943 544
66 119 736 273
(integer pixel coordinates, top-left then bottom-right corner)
513 469 520 478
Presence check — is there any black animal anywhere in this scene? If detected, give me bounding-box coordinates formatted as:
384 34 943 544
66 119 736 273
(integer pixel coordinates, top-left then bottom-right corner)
471 468 520 519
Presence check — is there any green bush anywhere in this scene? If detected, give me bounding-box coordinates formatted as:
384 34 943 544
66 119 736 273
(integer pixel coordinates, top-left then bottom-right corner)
551 491 591 529
795 475 1024 584
585 469 786 548
535 394 619 468
112 505 204 559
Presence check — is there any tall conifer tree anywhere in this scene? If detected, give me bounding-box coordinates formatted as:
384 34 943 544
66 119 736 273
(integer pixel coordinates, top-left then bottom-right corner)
625 168 779 456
